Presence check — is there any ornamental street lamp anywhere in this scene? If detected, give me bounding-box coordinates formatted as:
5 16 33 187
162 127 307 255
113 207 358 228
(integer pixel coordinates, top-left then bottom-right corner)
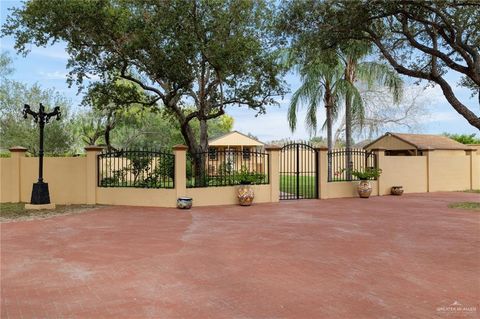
23 103 61 205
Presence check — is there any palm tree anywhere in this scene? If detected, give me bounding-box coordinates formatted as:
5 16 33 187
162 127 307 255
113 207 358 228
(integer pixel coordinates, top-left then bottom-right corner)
340 41 403 152
287 54 357 151
339 41 403 177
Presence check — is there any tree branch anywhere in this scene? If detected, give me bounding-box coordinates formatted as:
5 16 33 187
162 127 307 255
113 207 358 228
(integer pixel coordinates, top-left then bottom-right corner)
367 30 480 129
119 64 165 99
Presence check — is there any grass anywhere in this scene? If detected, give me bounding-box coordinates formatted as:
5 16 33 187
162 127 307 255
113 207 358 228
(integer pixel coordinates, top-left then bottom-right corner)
280 175 317 198
462 189 480 193
0 203 101 222
448 202 480 211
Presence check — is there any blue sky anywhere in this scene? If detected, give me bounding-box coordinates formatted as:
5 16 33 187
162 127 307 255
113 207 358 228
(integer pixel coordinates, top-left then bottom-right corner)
1 0 478 142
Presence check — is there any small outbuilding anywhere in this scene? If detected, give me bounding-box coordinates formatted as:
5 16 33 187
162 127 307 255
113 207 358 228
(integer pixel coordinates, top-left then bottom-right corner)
208 131 264 152
206 131 265 173
364 132 473 156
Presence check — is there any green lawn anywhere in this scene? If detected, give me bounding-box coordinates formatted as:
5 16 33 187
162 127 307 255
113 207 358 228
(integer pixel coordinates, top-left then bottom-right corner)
462 189 480 193
280 175 317 198
448 202 480 211
0 203 101 222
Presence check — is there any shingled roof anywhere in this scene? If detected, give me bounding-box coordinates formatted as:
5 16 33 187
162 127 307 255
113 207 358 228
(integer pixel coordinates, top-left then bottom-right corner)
364 132 474 151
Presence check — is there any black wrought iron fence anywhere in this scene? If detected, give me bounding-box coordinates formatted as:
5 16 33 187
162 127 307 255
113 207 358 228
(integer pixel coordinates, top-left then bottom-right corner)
328 149 377 182
97 149 174 188
187 149 269 188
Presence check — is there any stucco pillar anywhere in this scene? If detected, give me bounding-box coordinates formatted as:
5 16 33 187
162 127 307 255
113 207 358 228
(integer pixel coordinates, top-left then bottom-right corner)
371 148 385 196
425 149 434 192
85 145 104 204
467 149 479 190
173 145 188 199
8 146 28 203
265 145 281 202
316 147 328 199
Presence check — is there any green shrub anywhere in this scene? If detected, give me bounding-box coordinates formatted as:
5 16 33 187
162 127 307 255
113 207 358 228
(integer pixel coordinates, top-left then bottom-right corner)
100 177 118 187
350 168 382 180
234 165 266 185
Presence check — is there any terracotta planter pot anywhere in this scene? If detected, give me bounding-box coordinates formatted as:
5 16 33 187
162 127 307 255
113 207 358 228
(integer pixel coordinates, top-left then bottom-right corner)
357 180 372 198
237 184 254 206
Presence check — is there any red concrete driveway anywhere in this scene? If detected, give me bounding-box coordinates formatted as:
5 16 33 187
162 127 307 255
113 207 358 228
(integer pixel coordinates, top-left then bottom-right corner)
1 192 479 318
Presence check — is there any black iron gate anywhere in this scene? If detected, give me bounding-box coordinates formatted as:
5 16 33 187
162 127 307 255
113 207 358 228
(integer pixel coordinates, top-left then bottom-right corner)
280 142 318 200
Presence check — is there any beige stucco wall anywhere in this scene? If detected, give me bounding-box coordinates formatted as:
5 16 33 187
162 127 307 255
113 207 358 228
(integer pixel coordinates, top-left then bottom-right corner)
430 150 469 156
0 158 16 202
471 150 480 190
20 157 87 204
428 152 471 192
318 147 478 199
324 180 379 199
2 145 476 206
96 187 177 207
380 156 428 194
365 135 415 151
186 184 272 206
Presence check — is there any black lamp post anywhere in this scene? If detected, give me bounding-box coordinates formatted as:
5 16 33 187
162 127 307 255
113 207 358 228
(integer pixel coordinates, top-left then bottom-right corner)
23 103 61 205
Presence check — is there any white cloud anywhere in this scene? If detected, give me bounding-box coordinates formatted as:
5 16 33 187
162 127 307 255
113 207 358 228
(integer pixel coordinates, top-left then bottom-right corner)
29 45 70 61
228 101 327 143
38 70 68 80
418 111 455 124
38 70 100 81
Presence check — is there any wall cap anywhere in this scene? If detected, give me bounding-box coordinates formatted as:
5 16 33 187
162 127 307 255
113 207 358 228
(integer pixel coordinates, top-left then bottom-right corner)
264 144 281 151
314 147 329 151
9 146 28 152
172 144 188 151
84 145 104 152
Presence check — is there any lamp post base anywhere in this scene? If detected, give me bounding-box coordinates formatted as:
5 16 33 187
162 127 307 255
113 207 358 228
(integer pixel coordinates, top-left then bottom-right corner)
30 182 51 204
25 203 56 210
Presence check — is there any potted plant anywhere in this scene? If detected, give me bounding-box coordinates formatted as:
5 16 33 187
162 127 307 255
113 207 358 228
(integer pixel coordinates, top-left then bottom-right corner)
234 166 265 206
351 168 382 198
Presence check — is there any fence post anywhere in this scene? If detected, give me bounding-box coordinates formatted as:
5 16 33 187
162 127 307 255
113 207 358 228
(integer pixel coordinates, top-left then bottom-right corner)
468 148 479 190
371 148 385 196
265 145 281 202
8 146 28 203
316 147 328 199
173 145 188 200
85 146 104 205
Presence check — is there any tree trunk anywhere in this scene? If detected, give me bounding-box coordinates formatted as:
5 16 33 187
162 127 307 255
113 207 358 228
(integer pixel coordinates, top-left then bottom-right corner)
326 105 333 152
195 118 209 186
325 105 334 182
345 59 355 180
345 93 353 179
178 118 209 187
104 123 116 151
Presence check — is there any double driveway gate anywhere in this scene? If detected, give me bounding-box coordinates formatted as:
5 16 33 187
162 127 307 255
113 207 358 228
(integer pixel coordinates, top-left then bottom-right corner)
280 142 318 200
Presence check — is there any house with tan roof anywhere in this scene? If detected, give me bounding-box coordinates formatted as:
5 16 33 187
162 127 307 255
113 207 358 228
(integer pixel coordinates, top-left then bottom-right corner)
364 132 474 156
206 131 265 174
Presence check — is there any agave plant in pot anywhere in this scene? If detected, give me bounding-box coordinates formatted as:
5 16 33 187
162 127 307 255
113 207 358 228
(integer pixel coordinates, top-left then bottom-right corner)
234 166 265 206
351 168 382 198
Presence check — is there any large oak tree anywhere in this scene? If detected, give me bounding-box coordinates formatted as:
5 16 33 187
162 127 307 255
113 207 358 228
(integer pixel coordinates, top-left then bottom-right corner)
2 0 286 154
279 0 480 130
